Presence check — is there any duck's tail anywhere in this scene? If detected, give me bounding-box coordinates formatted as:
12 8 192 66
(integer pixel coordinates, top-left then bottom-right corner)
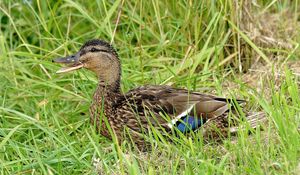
229 112 267 133
200 111 267 140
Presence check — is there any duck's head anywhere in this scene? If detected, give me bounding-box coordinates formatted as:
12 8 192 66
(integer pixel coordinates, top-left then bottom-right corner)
53 39 121 91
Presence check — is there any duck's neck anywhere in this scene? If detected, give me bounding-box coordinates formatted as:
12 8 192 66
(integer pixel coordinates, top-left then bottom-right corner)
90 81 120 138
92 66 122 110
94 60 121 93
90 80 120 118
96 80 121 101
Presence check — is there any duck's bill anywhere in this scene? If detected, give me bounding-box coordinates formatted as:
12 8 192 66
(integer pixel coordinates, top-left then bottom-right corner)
55 64 84 73
53 54 83 73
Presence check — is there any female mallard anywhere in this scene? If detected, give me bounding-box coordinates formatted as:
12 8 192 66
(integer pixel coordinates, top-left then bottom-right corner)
53 39 264 150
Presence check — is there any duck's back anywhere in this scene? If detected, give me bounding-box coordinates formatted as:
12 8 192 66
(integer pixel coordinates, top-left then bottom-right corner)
113 85 237 133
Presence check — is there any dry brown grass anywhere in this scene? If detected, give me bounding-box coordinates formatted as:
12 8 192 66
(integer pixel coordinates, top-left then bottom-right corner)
229 1 298 71
225 1 300 95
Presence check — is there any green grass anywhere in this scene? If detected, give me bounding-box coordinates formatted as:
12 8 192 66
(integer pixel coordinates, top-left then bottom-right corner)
0 0 299 174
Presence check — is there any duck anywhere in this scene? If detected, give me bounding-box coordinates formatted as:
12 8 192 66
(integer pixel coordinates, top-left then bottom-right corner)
53 39 265 150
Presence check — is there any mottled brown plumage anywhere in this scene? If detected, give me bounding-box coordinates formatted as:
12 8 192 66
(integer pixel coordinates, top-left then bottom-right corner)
53 39 265 150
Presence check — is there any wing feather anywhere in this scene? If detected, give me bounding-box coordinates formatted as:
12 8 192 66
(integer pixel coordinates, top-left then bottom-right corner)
116 85 241 131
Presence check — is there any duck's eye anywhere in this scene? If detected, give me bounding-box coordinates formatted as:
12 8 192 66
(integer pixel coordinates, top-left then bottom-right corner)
90 48 100 52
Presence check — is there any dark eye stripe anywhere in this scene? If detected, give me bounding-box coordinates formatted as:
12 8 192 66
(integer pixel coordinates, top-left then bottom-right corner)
90 48 108 53
80 48 109 56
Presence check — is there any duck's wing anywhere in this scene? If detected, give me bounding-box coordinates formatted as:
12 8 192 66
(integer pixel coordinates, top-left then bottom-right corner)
116 85 243 133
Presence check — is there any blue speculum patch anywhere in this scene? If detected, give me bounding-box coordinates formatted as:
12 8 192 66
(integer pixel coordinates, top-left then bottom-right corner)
176 115 204 133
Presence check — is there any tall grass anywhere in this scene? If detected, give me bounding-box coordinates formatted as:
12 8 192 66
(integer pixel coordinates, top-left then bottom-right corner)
0 0 299 174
